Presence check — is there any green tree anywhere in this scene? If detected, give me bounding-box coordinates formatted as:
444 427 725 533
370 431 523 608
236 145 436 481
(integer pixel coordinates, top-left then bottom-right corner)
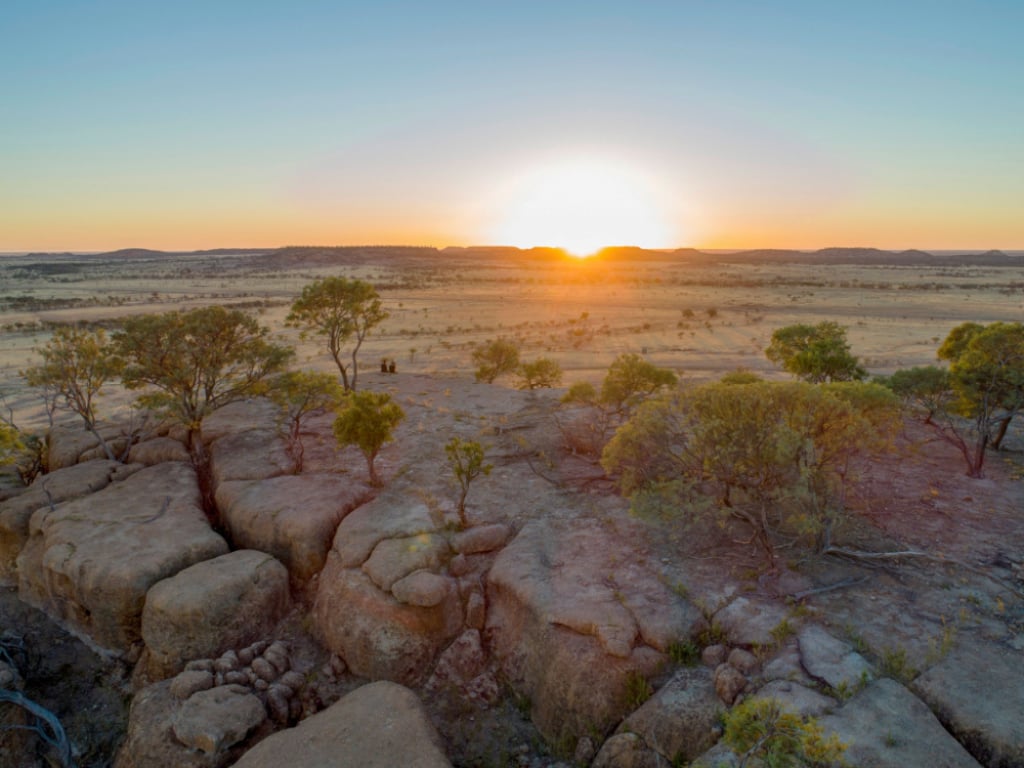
115 307 292 460
444 437 493 527
886 322 1024 477
723 697 847 767
602 379 898 563
270 370 345 473
557 354 677 456
287 277 388 392
939 321 1024 452
472 338 521 383
765 321 866 383
23 327 125 461
516 357 563 390
333 390 405 486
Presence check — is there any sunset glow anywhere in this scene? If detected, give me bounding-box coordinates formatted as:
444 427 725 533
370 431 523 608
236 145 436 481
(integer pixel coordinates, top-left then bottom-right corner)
488 157 675 257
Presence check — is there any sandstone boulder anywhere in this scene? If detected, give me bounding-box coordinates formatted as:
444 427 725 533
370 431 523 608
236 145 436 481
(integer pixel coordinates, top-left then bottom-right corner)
313 563 462 685
127 437 191 466
617 667 723 764
713 596 790 647
216 474 373 582
911 640 1024 768
17 462 228 653
114 681 222 768
486 518 703 744
199 399 279 445
232 681 452 768
209 429 293 486
591 732 661 768
334 496 438 568
0 459 126 581
819 678 982 768
751 680 838 718
363 533 450 591
172 684 267 756
451 523 512 555
47 421 126 470
141 550 290 679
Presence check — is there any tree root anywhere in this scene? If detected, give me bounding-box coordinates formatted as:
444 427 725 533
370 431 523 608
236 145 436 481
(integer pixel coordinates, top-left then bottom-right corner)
0 689 75 767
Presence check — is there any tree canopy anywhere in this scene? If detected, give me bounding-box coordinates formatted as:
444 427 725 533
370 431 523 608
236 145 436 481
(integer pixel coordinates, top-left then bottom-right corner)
444 436 492 526
333 390 405 486
516 357 563 390
270 370 346 472
602 378 898 563
115 306 292 451
287 277 388 391
472 338 521 383
23 326 124 461
765 322 866 383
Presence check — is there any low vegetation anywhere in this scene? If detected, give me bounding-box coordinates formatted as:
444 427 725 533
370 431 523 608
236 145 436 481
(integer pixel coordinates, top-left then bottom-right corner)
722 697 846 767
333 390 405 486
444 437 493 527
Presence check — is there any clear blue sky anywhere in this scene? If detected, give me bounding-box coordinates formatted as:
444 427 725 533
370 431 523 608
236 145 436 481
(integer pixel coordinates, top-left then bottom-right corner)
3 1 1022 250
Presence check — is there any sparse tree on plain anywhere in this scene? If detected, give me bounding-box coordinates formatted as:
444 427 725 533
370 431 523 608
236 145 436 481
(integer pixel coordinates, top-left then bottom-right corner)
472 338 521 384
333 390 405 486
23 326 124 462
765 321 866 383
287 277 388 392
444 437 492 527
515 357 563 390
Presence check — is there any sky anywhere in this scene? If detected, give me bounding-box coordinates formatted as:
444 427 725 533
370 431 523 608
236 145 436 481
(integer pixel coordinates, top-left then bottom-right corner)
2 1 1023 252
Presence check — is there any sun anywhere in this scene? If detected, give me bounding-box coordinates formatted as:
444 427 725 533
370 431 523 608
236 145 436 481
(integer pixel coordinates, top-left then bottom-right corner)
488 155 675 257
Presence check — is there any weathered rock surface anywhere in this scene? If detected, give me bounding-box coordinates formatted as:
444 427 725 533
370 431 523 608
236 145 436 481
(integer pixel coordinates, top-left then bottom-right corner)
335 497 438 568
797 623 873 690
752 679 838 718
141 550 290 679
216 474 372 582
486 519 702 744
392 569 455 607
0 459 127 581
313 564 462 685
819 678 982 768
591 732 661 768
617 667 723 764
114 681 222 768
451 523 512 555
172 684 267 756
911 641 1024 768
47 421 126 471
17 462 228 653
199 399 279 445
232 681 452 768
363 533 450 591
713 596 790 647
209 429 293 486
127 437 191 466
713 663 747 705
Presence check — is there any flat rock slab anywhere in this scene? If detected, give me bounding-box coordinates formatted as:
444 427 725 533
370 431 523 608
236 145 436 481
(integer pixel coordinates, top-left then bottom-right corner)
17 462 228 653
819 678 982 768
199 399 280 445
618 667 723 763
216 474 373 582
209 429 293 486
911 640 1024 768
713 596 790 648
797 624 873 690
752 680 838 718
142 550 290 678
232 681 452 768
127 437 191 466
0 459 128 581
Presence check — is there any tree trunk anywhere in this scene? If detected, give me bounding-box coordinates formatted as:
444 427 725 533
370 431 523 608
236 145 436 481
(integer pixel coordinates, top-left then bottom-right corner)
991 415 1012 450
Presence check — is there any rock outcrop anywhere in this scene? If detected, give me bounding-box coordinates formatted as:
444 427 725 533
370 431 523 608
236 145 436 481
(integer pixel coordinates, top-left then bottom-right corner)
17 462 228 653
911 640 1024 768
485 518 704 744
0 459 130 582
140 550 291 679
232 681 452 768
216 475 373 583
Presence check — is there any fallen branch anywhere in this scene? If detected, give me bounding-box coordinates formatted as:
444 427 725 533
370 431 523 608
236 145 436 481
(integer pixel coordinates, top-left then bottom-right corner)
0 689 75 768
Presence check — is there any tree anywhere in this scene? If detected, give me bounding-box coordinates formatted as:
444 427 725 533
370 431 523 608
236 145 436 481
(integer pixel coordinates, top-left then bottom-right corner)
472 338 521 383
287 277 388 391
515 357 563 390
23 326 125 461
765 321 866 383
115 307 293 459
333 390 405 486
939 321 1024 451
885 322 1024 477
557 354 677 457
723 697 846 768
444 437 492 527
602 379 898 564
270 370 345 473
